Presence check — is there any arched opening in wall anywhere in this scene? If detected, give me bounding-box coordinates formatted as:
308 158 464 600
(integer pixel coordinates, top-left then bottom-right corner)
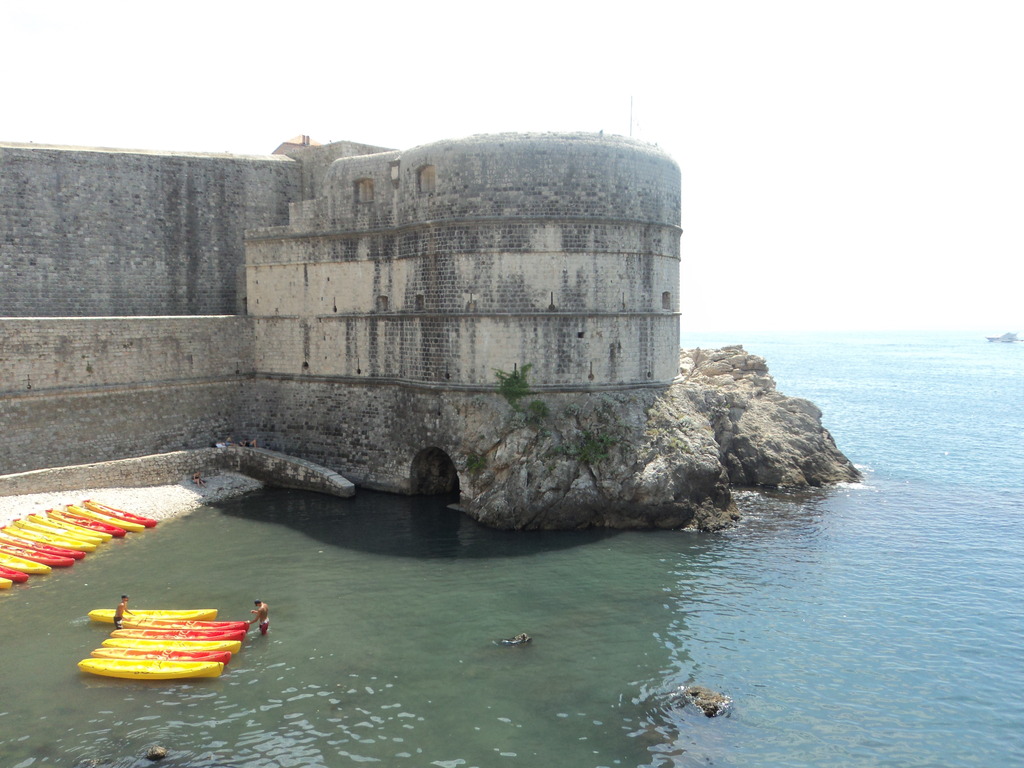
662 291 672 310
410 447 459 496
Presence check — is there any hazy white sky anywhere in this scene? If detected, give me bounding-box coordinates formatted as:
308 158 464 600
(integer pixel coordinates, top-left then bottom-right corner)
5 1 1022 332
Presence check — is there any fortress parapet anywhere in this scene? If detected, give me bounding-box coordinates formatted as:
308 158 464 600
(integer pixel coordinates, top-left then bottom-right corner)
245 132 682 390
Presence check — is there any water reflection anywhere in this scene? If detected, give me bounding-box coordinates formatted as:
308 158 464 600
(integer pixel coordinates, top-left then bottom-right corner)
218 487 621 559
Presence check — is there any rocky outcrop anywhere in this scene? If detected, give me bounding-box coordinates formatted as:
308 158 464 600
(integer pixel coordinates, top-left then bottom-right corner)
679 346 861 488
455 346 858 531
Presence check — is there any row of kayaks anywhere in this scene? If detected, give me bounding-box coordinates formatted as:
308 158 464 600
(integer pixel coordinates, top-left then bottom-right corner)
0 500 157 588
80 608 251 679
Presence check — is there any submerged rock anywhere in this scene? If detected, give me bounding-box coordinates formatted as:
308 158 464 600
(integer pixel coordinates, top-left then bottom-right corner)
145 745 167 761
454 346 858 531
679 685 732 717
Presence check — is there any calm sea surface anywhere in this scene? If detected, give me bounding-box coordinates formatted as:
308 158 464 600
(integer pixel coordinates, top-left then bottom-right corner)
1 330 1021 767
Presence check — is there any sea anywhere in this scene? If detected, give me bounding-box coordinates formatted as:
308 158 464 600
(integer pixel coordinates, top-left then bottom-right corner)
0 330 1021 768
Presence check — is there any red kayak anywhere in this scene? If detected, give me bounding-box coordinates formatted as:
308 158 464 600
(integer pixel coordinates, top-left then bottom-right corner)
110 628 248 641
82 500 158 528
122 618 251 632
48 508 126 537
0 533 87 560
0 564 30 583
90 647 233 665
0 542 76 567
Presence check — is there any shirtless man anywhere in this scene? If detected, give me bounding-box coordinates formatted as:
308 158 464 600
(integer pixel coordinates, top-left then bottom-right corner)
114 595 133 629
250 599 269 635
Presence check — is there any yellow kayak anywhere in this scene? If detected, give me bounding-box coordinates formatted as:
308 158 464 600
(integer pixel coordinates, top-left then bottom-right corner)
26 513 112 542
78 658 224 679
0 551 52 574
5 523 99 552
0 577 11 589
101 637 242 653
89 608 219 623
74 503 146 533
14 517 106 545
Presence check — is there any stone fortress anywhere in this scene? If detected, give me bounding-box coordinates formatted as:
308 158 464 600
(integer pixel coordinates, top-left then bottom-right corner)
1 132 856 529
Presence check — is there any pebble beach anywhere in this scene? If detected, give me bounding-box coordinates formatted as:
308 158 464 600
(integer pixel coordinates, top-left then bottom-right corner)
0 472 264 529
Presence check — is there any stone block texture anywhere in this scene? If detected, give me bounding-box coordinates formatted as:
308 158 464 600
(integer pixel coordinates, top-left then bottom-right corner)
0 143 299 316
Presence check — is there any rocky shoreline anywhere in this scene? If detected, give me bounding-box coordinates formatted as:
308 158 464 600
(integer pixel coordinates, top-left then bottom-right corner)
0 346 859 533
457 345 860 531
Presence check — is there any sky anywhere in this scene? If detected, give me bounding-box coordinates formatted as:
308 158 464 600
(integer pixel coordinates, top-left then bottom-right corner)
4 0 1022 332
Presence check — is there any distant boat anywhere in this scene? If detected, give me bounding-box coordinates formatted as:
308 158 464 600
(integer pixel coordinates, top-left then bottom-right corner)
985 332 1020 343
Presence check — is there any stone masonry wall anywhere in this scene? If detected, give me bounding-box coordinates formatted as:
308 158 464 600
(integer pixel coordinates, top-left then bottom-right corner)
246 133 682 390
0 317 253 475
237 377 479 493
0 143 299 317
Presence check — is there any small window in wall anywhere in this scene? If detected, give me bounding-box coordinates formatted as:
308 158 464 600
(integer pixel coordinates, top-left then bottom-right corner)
662 291 672 310
356 178 374 203
415 294 425 311
376 295 389 311
417 165 436 193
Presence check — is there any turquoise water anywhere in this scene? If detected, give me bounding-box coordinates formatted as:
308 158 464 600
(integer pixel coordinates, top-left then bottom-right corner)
1 330 1022 767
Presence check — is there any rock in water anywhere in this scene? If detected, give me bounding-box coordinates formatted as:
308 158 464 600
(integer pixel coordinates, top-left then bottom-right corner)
678 346 861 488
456 346 858 531
682 685 731 717
145 745 167 761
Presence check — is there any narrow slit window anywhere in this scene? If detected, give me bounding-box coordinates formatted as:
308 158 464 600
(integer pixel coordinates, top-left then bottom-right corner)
662 291 672 310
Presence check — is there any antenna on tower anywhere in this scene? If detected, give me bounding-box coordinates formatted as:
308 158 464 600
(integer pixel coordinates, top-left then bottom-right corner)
630 96 634 137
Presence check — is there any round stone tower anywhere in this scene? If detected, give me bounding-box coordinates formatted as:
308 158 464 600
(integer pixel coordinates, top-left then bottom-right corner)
245 132 681 390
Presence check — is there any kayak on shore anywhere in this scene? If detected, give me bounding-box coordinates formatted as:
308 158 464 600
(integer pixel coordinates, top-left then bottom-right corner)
0 541 75 567
18 515 109 544
0 551 52 574
48 508 126 537
0 564 30 582
0 534 86 559
82 500 158 528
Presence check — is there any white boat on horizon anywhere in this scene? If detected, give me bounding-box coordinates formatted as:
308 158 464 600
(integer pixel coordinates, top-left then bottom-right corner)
985 332 1020 342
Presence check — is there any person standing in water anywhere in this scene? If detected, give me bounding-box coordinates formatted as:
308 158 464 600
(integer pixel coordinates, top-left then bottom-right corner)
250 599 269 635
114 595 133 629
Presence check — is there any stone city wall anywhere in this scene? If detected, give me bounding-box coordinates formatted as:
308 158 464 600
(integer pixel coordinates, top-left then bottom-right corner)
0 317 253 475
0 143 299 317
236 377 480 494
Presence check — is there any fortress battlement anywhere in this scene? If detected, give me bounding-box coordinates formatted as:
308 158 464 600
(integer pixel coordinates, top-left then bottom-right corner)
1 132 684 500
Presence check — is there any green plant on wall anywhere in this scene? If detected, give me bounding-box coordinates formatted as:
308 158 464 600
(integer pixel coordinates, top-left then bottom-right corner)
552 430 618 465
494 363 533 407
525 399 549 425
